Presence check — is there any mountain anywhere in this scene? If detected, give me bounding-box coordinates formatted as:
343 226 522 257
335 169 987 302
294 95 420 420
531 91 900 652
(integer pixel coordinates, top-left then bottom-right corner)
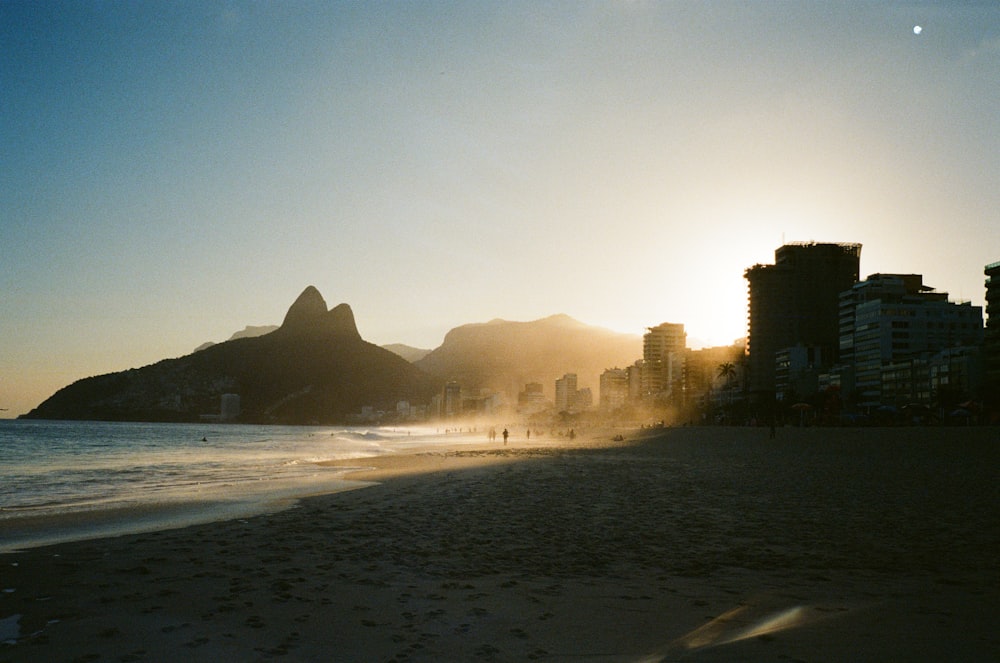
23 287 442 424
414 314 641 400
197 327 425 362
381 344 432 363
194 325 280 353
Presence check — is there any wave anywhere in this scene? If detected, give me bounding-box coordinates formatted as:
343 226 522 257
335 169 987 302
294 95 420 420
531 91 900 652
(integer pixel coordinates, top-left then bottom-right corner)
333 430 388 442
282 450 389 466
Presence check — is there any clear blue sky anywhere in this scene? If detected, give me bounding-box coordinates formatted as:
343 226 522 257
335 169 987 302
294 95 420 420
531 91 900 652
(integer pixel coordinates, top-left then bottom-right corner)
2 1 998 417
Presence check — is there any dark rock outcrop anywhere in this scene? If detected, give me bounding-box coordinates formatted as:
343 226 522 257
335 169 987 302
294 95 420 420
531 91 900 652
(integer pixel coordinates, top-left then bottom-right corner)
23 287 441 424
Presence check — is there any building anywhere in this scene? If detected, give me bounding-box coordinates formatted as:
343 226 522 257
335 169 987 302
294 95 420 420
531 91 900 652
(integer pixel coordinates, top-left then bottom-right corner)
554 373 578 412
985 261 1000 417
442 381 462 418
642 323 686 400
683 342 745 411
517 382 548 414
774 345 827 402
928 346 982 412
464 391 503 417
599 368 630 412
628 360 644 403
745 242 861 400
839 274 983 409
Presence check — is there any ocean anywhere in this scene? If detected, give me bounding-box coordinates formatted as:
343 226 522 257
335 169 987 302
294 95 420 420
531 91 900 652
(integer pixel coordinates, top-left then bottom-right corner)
0 419 481 552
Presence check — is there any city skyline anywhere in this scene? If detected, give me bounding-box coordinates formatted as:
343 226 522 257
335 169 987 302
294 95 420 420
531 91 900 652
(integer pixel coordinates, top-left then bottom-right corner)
3 2 998 417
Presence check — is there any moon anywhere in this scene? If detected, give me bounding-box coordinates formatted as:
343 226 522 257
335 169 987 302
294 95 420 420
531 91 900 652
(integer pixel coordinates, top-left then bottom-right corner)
913 25 922 35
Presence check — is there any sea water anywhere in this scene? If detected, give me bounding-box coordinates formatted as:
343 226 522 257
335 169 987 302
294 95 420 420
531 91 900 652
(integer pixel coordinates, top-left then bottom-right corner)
0 419 480 551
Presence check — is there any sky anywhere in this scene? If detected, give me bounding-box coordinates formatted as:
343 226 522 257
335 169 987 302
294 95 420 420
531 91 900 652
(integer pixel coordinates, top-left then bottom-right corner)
2 1 998 417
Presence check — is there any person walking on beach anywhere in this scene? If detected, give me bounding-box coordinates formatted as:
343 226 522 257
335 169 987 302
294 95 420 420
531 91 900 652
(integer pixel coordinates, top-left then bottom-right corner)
502 428 509 445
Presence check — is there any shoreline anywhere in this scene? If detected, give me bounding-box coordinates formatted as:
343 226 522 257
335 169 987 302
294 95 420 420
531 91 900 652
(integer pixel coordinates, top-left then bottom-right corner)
2 426 997 661
0 476 375 555
0 427 619 554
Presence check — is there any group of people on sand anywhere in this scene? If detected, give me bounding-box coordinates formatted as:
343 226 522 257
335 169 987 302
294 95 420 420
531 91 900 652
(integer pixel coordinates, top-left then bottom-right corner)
489 426 546 444
487 427 577 444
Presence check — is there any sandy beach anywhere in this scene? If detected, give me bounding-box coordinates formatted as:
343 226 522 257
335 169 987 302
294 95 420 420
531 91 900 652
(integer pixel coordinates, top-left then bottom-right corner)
2 425 998 662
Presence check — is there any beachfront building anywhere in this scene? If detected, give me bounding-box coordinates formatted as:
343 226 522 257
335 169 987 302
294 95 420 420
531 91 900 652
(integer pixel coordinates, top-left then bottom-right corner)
473 391 503 417
628 359 644 403
839 274 983 409
599 368 630 413
517 382 548 415
395 400 426 421
642 323 686 401
683 342 746 414
774 344 827 402
880 346 982 413
984 261 1000 417
442 381 462 418
745 242 861 403
555 373 578 413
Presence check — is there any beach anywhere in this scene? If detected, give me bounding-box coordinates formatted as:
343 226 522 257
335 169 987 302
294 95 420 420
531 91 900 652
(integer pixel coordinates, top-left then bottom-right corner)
2 426 998 662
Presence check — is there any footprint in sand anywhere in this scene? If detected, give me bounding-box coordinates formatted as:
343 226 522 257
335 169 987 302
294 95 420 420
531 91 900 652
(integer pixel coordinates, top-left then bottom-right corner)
474 643 501 658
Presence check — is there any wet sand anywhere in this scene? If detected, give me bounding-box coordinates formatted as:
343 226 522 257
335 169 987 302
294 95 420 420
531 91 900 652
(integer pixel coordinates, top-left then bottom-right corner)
1 426 998 662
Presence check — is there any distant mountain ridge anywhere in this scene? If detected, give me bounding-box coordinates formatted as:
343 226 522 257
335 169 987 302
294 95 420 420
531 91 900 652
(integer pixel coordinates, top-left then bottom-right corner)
24 289 643 423
414 314 640 400
23 287 440 424
381 344 432 363
194 325 280 353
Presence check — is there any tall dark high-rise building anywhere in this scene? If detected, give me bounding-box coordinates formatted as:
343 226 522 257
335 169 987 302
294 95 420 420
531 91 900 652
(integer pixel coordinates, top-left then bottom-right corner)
744 242 861 399
984 261 1000 415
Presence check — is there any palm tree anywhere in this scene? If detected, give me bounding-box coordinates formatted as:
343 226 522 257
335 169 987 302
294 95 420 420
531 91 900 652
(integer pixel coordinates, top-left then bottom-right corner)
717 362 736 386
717 362 737 412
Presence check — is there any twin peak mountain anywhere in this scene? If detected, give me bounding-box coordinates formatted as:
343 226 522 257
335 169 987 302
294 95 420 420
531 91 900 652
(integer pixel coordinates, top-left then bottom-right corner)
24 287 639 423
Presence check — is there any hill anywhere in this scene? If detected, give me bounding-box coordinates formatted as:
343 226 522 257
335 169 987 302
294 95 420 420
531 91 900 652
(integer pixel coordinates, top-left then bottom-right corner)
22 287 441 424
381 344 433 363
414 314 641 400
193 325 280 353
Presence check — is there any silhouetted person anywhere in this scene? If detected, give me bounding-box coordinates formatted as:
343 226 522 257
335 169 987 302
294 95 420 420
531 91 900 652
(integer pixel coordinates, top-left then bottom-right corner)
526 428 531 440
502 428 509 445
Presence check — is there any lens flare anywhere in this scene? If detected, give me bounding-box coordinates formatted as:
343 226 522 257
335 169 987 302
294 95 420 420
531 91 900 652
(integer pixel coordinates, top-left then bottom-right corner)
649 596 852 660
